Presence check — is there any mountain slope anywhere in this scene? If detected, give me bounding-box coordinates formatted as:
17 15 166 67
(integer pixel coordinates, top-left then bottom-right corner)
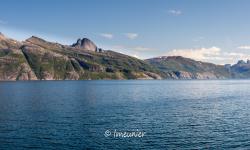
230 60 250 78
2 32 250 80
0 33 37 80
146 56 231 79
0 33 161 80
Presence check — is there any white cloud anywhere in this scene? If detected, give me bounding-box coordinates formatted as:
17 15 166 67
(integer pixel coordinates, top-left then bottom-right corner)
165 47 250 64
133 46 152 51
238 46 250 50
168 9 182 16
223 52 250 61
166 47 221 61
124 33 138 40
100 33 113 39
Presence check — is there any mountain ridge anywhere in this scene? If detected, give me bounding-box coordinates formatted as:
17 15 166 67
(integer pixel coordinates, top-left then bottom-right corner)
0 33 249 80
0 33 160 80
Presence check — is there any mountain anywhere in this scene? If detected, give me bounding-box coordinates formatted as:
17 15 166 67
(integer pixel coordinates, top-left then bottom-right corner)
230 60 250 78
72 38 98 51
0 33 37 80
0 33 161 80
146 56 231 79
1 32 250 80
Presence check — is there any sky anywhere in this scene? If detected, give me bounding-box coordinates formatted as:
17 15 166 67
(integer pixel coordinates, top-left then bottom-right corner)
1 0 250 64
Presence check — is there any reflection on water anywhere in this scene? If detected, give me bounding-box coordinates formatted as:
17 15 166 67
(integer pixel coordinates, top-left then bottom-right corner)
0 80 250 149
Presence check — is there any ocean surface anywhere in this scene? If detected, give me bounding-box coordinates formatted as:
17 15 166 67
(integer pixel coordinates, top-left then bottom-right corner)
0 80 250 149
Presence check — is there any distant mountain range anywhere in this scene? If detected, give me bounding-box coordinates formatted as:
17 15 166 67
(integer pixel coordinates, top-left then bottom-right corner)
0 32 250 80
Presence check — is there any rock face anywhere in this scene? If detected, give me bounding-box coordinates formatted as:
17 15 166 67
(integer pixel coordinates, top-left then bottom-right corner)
71 38 97 51
0 35 37 80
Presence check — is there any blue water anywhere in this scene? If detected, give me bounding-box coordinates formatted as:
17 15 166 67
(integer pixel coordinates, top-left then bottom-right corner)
0 80 250 149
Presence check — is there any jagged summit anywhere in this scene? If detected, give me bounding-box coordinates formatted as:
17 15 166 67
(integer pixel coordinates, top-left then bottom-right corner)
71 38 97 51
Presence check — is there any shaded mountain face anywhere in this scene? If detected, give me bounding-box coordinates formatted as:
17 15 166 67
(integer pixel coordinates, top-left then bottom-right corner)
0 33 161 80
71 38 97 51
146 56 231 79
230 60 250 78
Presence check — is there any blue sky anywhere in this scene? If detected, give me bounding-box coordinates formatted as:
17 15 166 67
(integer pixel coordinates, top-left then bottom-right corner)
1 0 250 64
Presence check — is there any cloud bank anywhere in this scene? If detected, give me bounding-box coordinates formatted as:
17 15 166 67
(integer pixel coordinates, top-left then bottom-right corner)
238 46 250 50
166 47 250 64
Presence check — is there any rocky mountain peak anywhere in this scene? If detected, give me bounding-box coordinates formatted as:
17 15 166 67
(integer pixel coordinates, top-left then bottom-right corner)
72 38 97 51
237 60 246 65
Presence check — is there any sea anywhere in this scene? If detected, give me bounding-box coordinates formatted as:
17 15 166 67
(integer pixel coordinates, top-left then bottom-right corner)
0 80 250 149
